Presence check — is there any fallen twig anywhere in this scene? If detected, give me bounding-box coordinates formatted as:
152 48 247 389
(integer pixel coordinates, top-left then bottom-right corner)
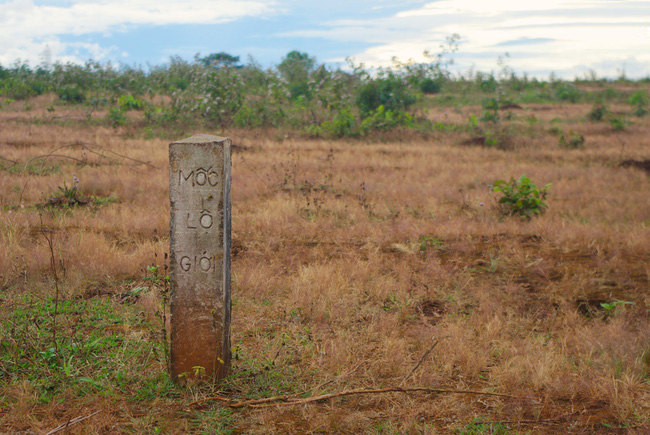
47 111 73 122
0 155 17 164
26 142 157 169
26 153 90 166
311 361 367 394
480 411 580 427
400 338 438 386
190 392 297 408
191 386 529 409
481 419 559 426
17 142 157 204
245 387 522 409
46 410 101 434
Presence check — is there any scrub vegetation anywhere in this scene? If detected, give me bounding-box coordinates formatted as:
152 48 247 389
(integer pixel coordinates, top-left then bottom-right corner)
1 45 649 433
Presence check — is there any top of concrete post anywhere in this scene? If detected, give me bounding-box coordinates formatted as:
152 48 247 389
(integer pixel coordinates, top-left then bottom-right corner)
170 134 229 145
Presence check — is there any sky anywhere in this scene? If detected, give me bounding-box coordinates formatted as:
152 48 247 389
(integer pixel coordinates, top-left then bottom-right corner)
1 0 649 79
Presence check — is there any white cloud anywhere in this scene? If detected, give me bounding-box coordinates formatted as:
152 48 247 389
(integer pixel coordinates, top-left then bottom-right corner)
283 0 650 78
1 0 649 78
396 0 594 17
0 0 278 65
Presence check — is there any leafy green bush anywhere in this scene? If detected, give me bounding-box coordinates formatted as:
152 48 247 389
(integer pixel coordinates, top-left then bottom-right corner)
610 116 629 131
321 107 357 137
232 103 260 128
419 77 442 94
57 85 86 103
480 97 499 123
107 107 127 127
29 79 48 96
1 78 35 100
492 175 550 219
479 75 498 92
587 104 608 122
554 83 581 102
628 90 648 116
359 105 413 134
559 129 585 148
144 106 177 125
118 95 144 111
356 76 415 117
483 129 503 148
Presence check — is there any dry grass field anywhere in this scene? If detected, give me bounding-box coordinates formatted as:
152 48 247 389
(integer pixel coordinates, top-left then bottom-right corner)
1 94 649 433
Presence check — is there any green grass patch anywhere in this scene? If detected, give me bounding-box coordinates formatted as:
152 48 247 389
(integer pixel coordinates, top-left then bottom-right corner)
0 294 170 405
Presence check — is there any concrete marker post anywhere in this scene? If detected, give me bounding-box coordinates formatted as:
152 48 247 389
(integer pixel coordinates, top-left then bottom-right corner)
169 134 231 382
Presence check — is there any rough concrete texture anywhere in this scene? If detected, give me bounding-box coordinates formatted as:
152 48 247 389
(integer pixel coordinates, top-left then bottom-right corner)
169 135 231 382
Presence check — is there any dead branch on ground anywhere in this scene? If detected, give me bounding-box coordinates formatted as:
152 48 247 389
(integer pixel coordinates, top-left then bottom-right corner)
190 386 532 409
45 410 101 435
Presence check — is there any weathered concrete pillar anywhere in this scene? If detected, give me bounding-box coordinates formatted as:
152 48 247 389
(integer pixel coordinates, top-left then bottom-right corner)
169 135 231 382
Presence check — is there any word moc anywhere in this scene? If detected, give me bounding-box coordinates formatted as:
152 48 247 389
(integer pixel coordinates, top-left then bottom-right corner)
169 135 232 382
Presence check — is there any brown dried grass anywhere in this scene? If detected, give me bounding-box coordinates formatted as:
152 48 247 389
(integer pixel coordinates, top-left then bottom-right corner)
1 97 649 433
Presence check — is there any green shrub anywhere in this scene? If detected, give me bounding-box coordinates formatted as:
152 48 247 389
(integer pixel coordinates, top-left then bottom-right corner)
492 175 550 219
554 83 581 102
322 107 357 137
587 104 608 122
57 85 86 103
107 107 127 127
467 114 479 132
232 100 280 128
356 76 415 117
359 105 413 134
1 78 35 100
144 106 177 125
118 95 144 111
480 97 499 123
29 80 48 96
559 129 585 148
479 75 498 92
628 90 648 116
419 77 442 94
232 103 258 128
483 129 502 148
610 116 629 131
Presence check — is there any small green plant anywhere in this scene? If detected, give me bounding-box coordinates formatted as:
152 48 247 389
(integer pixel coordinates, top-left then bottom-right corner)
57 85 86 103
554 82 581 102
44 175 116 209
628 90 648 116
587 104 608 122
356 75 415 117
454 417 509 434
48 175 86 206
321 107 356 137
610 116 629 131
419 235 445 252
467 114 479 131
600 300 634 312
480 97 499 123
484 255 500 273
483 129 501 148
107 107 127 127
359 105 413 134
492 174 550 219
419 77 442 94
118 94 144 111
559 129 585 149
